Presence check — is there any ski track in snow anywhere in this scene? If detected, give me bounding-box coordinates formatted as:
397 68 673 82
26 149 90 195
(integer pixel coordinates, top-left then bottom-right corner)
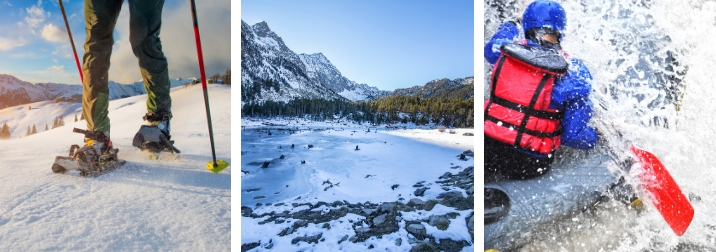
0 84 231 251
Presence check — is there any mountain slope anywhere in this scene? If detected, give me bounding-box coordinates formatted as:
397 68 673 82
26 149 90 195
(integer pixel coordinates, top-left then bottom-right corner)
0 74 191 109
392 77 474 99
241 20 388 103
0 84 231 251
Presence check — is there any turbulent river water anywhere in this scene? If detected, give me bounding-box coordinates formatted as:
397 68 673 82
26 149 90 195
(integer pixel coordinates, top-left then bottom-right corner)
485 0 716 251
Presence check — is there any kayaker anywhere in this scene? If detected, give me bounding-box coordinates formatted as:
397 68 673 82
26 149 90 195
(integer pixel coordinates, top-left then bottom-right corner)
484 0 598 179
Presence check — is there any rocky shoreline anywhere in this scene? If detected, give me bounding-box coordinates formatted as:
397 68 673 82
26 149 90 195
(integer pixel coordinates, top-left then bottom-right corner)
241 164 474 252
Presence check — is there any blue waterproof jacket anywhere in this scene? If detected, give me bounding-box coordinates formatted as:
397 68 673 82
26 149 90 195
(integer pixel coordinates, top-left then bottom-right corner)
485 22 598 156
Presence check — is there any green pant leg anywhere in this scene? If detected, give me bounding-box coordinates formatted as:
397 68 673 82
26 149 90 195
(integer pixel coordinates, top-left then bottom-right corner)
128 0 171 115
81 0 124 132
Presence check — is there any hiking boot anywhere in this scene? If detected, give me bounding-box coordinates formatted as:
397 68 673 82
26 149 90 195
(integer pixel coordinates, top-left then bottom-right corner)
73 131 116 166
133 112 180 153
144 112 172 138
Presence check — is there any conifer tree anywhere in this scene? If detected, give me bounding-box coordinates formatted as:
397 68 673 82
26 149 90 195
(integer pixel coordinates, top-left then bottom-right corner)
31 124 37 134
26 126 30 136
75 114 78 122
0 123 10 139
45 124 49 131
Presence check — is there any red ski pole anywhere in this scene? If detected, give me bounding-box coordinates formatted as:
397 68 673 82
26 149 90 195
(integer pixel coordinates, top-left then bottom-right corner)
189 0 228 173
58 0 83 84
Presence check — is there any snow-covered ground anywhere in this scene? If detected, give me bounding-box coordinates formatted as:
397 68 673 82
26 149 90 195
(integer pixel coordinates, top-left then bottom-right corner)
240 119 474 251
0 84 231 251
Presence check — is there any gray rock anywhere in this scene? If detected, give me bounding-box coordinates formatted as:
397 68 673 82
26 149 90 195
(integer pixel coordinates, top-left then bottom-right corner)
253 195 266 199
356 227 371 233
395 238 402 246
373 214 388 226
406 224 426 238
428 215 451 231
293 220 308 228
437 191 463 200
409 198 426 205
414 187 428 197
410 242 436 252
439 172 452 179
467 214 474 231
361 208 376 216
241 206 253 217
349 236 359 243
338 235 349 244
380 202 396 213
291 233 322 244
241 242 260 251
274 202 285 207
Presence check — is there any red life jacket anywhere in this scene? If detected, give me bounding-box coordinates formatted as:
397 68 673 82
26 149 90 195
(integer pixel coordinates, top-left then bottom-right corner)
484 43 569 155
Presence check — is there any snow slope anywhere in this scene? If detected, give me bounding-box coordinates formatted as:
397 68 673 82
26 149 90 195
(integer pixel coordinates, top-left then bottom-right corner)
0 84 231 251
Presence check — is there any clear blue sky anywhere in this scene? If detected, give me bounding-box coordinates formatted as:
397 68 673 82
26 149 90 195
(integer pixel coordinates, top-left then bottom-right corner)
0 0 230 85
242 0 474 91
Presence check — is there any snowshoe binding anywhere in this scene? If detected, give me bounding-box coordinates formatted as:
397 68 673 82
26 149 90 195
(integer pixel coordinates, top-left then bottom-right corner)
132 112 181 154
52 128 126 177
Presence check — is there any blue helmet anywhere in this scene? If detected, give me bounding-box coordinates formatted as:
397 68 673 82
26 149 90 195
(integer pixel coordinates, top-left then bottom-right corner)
522 0 567 37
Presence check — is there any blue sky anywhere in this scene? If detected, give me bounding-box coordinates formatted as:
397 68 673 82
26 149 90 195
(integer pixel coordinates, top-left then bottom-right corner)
0 0 230 85
241 0 474 91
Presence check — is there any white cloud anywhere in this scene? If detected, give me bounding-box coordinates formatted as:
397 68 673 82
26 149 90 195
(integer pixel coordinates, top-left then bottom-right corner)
41 23 65 43
0 37 26 50
108 0 231 83
22 0 47 34
47 65 67 71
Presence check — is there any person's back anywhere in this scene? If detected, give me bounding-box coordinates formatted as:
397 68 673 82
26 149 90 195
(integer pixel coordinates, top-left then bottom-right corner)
484 0 598 179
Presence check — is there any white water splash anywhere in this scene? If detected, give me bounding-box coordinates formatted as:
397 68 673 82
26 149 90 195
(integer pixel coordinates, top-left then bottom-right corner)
485 0 716 250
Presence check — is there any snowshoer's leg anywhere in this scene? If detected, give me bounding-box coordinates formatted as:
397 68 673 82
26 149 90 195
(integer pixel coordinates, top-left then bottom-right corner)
126 0 178 154
81 0 124 133
128 0 171 115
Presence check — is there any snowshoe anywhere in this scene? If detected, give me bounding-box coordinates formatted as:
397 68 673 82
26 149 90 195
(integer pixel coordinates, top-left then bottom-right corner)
52 128 126 177
132 112 181 154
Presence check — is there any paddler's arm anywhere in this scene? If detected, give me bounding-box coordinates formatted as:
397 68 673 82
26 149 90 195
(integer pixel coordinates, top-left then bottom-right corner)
560 59 598 149
484 21 521 64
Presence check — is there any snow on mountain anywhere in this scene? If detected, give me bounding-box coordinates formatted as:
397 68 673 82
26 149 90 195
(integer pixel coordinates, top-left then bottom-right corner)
241 20 388 103
299 53 390 101
0 84 230 251
392 77 474 99
0 74 191 109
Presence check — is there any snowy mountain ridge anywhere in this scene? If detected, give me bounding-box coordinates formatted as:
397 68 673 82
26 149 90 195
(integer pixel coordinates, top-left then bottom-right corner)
0 74 193 109
392 77 474 99
241 20 389 103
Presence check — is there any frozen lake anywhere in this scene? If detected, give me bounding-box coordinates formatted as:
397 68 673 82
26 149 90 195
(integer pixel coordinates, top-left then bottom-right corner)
240 127 474 206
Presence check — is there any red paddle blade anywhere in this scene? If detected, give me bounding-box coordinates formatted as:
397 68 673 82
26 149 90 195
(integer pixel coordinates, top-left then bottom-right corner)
631 145 694 236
